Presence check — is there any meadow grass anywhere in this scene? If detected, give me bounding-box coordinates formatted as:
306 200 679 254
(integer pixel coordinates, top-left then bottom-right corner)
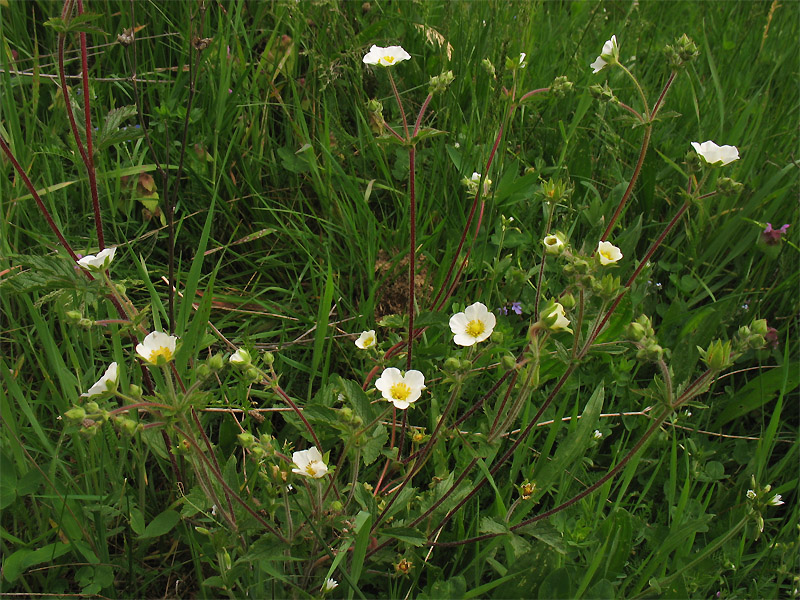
0 0 797 598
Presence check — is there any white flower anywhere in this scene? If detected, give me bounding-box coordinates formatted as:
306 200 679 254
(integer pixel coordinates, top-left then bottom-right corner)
355 330 376 349
229 348 251 365
469 172 492 196
362 44 411 67
543 233 565 255
593 429 603 440
81 362 118 397
375 367 425 410
291 446 328 479
746 489 757 500
542 302 571 332
691 141 740 166
591 35 618 73
597 241 623 265
449 302 496 346
135 331 178 365
518 52 527 68
77 247 116 272
321 578 339 593
768 494 784 506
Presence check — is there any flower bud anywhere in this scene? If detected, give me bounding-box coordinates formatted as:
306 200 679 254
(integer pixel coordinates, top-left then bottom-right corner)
549 75 573 98
428 70 454 95
459 358 473 371
751 319 768 337
698 339 732 371
129 384 142 398
329 500 343 512
501 354 517 371
627 321 648 342
196 364 211 380
543 233 566 255
443 357 461 372
490 330 504 344
589 82 617 103
65 407 87 422
559 293 576 311
717 177 743 196
207 353 224 371
65 310 83 323
263 351 275 366
238 431 256 447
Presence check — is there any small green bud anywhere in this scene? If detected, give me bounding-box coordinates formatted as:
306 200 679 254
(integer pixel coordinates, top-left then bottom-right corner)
443 357 461 372
116 417 139 436
560 293 576 311
751 319 768 336
78 318 94 330
717 177 743 196
428 70 454 95
195 526 212 535
85 401 100 414
129 384 142 398
459 358 473 371
627 321 648 342
262 351 275 366
238 431 256 447
699 339 732 371
686 151 703 174
65 310 83 323
196 364 211 379
589 82 617 103
500 354 517 371
339 406 354 422
738 325 752 339
208 353 225 371
665 34 699 70
329 500 343 512
490 330 504 344
244 367 260 381
366 98 383 113
65 406 87 422
549 75 573 98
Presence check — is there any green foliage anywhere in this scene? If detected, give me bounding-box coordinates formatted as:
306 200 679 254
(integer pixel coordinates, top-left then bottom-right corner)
0 0 797 598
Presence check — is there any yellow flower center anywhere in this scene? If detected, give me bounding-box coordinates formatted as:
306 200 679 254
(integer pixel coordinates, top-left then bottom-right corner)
149 346 174 363
390 382 411 401
465 319 485 338
363 334 374 346
383 55 395 64
600 249 614 261
305 463 317 476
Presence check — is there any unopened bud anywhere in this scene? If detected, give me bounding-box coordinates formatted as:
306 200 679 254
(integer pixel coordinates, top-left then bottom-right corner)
238 431 256 447
429 70 454 95
443 357 461 372
560 293 576 311
717 177 743 196
549 75 573 98
207 353 224 371
500 354 517 371
627 321 648 342
65 407 87 422
481 58 496 79
262 352 275 366
65 310 83 323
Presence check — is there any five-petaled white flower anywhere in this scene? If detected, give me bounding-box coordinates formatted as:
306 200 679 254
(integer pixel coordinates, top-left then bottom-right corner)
362 44 411 67
355 330 377 349
746 489 757 500
82 362 118 397
291 446 328 479
590 35 618 73
229 348 251 366
77 247 116 272
375 367 425 410
691 141 739 166
136 331 178 365
597 241 623 265
542 302 571 332
543 233 566 255
449 302 496 346
321 578 339 593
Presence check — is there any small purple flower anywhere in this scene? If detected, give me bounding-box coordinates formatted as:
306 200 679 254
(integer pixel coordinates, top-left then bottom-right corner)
511 301 523 315
765 326 779 349
498 306 508 316
761 223 790 246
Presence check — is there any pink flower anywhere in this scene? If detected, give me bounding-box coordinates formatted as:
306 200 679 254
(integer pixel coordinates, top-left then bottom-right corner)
761 223 790 246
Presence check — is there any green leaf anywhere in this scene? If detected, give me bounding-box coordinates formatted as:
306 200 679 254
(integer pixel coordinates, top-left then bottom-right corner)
380 526 426 546
139 509 180 539
360 424 388 466
713 363 799 428
129 507 145 535
337 376 378 424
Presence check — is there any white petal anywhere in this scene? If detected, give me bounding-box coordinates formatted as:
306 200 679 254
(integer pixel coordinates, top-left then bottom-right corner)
404 370 425 390
453 333 477 346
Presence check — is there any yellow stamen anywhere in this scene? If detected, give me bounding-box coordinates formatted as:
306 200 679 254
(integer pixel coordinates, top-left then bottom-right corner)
465 319 485 338
384 55 395 64
305 463 317 476
148 346 174 362
390 382 411 401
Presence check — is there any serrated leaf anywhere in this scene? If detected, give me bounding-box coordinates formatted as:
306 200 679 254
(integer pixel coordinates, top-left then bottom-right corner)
360 424 387 466
480 516 509 535
336 376 377 423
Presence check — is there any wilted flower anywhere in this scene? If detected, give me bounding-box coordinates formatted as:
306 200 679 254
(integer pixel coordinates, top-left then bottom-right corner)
543 233 566 255
375 367 425 410
761 223 790 246
321 578 339 593
541 302 571 332
229 348 251 366
590 35 618 73
77 247 116 272
81 362 118 397
291 446 328 478
691 141 739 166
449 302 496 346
355 330 377 349
597 241 623 265
135 331 178 365
362 44 411 67
518 52 528 68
